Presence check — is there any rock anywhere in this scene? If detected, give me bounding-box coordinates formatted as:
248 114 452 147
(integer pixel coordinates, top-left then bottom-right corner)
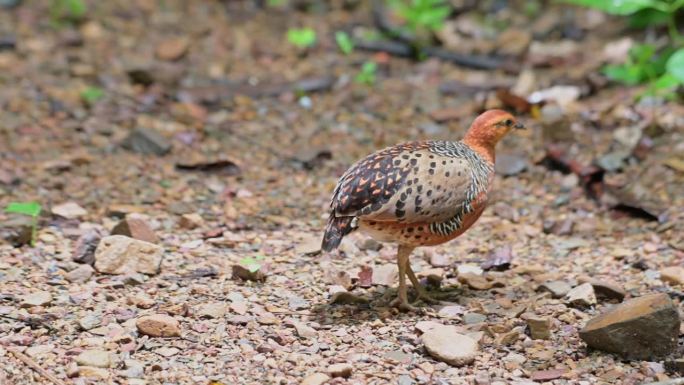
384 350 413 364
398 374 414 385
438 305 465 318
356 238 382 251
565 283 596 307
196 302 226 319
156 37 190 61
457 264 483 276
415 320 443 333
660 266 684 286
423 325 478 366
577 277 626 301
539 280 571 298
526 317 551 340
495 153 528 176
463 313 487 324
155 347 179 357
136 314 180 337
179 213 204 229
94 235 163 275
79 314 102 330
20 291 52 307
0 215 33 246
75 350 111 368
429 253 450 267
288 296 309 310
294 322 317 338
372 264 397 286
66 264 95 283
330 291 369 305
579 293 680 360
122 359 145 378
111 216 158 244
327 363 352 378
530 369 566 381
122 127 171 156
78 366 110 380
301 373 329 385
72 229 102 265
52 202 88 219
458 273 491 290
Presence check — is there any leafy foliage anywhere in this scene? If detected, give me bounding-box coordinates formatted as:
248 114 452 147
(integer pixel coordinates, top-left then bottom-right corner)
335 31 354 55
5 202 42 247
355 61 378 85
239 255 265 273
389 0 451 32
50 0 87 23
287 28 317 49
81 86 105 105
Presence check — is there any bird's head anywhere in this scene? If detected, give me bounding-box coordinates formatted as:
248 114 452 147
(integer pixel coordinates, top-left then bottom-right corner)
463 109 525 147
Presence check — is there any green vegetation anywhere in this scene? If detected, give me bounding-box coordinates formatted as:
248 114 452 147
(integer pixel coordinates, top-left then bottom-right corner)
388 0 451 32
50 0 87 23
4 202 42 247
355 61 378 85
335 31 354 55
80 86 105 105
286 28 317 49
239 255 266 273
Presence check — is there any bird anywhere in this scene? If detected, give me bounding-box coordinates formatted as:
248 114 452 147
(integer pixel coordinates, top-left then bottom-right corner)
321 109 525 311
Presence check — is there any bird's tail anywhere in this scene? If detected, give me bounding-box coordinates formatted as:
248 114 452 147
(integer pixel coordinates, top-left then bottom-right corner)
321 215 356 252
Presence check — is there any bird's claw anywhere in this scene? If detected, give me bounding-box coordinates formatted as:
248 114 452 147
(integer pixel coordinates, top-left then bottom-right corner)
390 297 420 312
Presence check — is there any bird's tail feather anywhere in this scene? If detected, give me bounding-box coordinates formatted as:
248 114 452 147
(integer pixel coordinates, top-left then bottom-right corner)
321 215 355 252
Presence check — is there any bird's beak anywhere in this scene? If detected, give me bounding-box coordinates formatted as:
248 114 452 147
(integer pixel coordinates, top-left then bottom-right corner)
514 122 526 130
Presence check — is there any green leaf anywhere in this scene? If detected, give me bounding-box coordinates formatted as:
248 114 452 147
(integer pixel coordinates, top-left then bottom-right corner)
355 61 377 85
51 0 87 20
627 8 670 28
666 48 684 83
559 0 663 15
239 255 265 273
603 63 645 85
81 86 104 105
653 72 681 90
335 31 354 55
287 28 317 49
5 202 42 218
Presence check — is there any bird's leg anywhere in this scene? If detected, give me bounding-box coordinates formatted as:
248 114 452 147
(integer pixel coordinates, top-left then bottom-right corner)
405 264 439 304
390 245 417 312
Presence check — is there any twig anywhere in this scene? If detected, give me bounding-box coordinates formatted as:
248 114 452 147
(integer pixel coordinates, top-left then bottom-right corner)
8 348 67 385
642 379 684 385
0 314 56 333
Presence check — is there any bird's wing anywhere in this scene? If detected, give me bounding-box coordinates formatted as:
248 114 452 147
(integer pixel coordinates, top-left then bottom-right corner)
330 141 492 224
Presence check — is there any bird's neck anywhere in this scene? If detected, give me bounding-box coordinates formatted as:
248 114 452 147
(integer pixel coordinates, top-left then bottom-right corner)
462 137 496 165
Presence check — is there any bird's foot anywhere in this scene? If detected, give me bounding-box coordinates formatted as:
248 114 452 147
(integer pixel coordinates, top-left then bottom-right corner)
390 297 421 312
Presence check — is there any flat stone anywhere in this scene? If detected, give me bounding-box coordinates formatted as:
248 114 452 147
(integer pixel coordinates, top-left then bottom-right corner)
20 291 52 307
565 283 596 307
578 277 626 301
179 213 204 229
539 280 571 298
136 314 180 337
579 293 680 360
526 317 551 340
94 235 163 275
458 273 491 290
660 266 684 286
327 363 352 378
122 359 145 379
111 216 158 244
196 302 226 319
294 322 317 338
372 264 397 286
78 366 110 380
122 127 171 156
79 314 102 330
52 202 88 219
66 264 95 283
301 373 329 385
384 350 413 364
422 325 478 366
463 313 487 324
75 350 111 368
438 305 465 318
429 253 450 267
415 320 443 333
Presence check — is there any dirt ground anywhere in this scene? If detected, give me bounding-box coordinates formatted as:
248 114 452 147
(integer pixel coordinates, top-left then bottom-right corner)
1 1 683 384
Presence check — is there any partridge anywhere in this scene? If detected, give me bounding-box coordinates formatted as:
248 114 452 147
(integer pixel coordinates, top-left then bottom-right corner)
322 109 525 311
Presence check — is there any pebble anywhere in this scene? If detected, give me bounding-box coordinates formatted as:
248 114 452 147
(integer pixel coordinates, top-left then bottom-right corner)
136 314 181 337
52 202 88 219
438 305 465 318
422 325 478 366
565 283 596 307
20 291 52 307
578 276 626 301
463 313 487 324
579 293 680 359
539 280 571 298
179 213 204 229
526 316 551 340
122 127 171 156
458 273 491 290
111 216 158 244
294 322 317 338
327 363 352 378
66 264 94 283
457 264 484 276
398 374 414 385
660 266 684 286
301 372 329 385
196 302 226 319
429 253 451 267
76 350 111 368
122 359 145 378
372 264 397 286
79 314 102 330
78 366 110 380
72 229 101 265
415 320 443 333
94 235 163 275
156 37 190 61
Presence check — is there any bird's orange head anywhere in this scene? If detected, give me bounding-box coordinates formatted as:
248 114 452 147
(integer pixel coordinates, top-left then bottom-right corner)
463 109 525 148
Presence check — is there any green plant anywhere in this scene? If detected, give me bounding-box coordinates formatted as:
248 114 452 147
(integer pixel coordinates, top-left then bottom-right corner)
4 202 42 246
287 28 317 49
335 31 354 55
389 0 451 32
562 0 684 97
239 255 265 273
80 86 104 105
50 0 87 23
355 61 378 85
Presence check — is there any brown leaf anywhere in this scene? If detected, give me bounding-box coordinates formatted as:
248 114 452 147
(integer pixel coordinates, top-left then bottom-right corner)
231 264 267 282
496 88 531 113
357 265 373 288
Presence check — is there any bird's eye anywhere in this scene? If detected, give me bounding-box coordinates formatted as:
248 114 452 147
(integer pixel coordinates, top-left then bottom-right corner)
502 119 513 127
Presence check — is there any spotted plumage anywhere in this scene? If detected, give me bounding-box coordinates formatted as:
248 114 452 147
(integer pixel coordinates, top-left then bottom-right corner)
321 109 525 311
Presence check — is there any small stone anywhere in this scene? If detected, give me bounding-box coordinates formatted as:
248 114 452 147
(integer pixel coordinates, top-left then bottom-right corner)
179 213 204 229
330 291 369 305
155 347 180 357
327 363 352 378
52 202 88 219
122 359 145 379
415 320 443 333
0 215 33 246
372 264 397 286
384 350 413 364
301 373 329 385
79 314 102 330
78 366 110 380
196 302 226 319
438 305 465 318
72 229 102 265
156 37 190 61
136 314 180 337
530 369 566 381
398 374 414 385
458 273 491 290
294 322 317 338
75 350 111 368
565 283 597 307
526 317 551 340
357 238 383 251
579 293 680 360
463 313 487 325
429 253 450 267
122 127 171 156
66 264 94 283
660 266 684 286
577 277 626 301
111 216 158 244
94 235 163 275
457 264 483 276
20 291 52 307
423 325 478 366
288 296 309 310
539 280 571 298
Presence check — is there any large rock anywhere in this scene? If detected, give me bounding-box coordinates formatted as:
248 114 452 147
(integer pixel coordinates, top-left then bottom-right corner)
136 314 180 337
579 293 680 360
94 235 163 275
422 325 478 366
565 283 596 307
660 266 684 286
